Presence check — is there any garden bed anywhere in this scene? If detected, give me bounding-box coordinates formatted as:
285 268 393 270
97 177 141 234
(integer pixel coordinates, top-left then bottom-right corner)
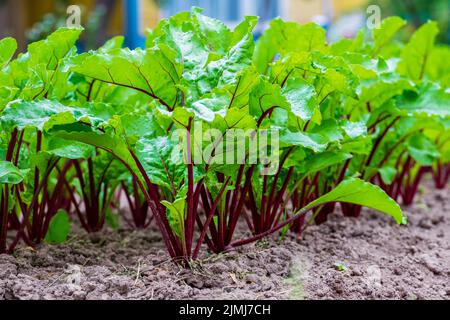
1 181 448 300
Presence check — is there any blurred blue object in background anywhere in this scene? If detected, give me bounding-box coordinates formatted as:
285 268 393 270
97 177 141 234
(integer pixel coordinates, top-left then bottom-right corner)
124 0 146 48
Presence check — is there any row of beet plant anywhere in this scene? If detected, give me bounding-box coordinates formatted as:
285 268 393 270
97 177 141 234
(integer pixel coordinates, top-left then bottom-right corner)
0 9 448 264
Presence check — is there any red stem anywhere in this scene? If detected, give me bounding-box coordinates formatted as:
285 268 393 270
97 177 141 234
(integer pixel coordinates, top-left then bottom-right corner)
192 178 230 260
230 204 323 248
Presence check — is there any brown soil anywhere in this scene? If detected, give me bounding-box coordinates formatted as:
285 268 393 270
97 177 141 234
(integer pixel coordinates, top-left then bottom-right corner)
0 182 448 300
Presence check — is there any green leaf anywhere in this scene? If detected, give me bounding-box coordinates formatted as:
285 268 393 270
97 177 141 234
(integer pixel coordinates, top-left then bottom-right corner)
136 136 186 191
303 178 405 224
191 7 231 55
372 17 406 56
0 37 17 67
396 82 450 118
77 102 128 127
269 52 310 85
0 161 25 184
357 74 413 109
221 107 257 130
379 166 397 185
99 36 124 51
254 19 327 73
249 78 289 118
148 10 212 70
397 21 439 80
112 112 165 143
52 126 142 184
171 107 194 128
72 47 182 108
334 262 348 271
280 130 327 153
189 88 230 122
1 100 80 131
231 16 258 47
44 209 71 244
161 196 186 238
342 121 367 139
407 134 440 166
46 137 95 159
300 151 352 176
226 67 259 110
426 46 450 86
341 136 373 155
26 27 82 68
282 78 318 121
208 28 256 88
309 119 343 143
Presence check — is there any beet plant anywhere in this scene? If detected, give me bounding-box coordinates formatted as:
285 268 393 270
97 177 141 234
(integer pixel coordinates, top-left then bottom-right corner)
0 9 448 265
53 10 405 262
249 17 449 225
0 29 86 252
